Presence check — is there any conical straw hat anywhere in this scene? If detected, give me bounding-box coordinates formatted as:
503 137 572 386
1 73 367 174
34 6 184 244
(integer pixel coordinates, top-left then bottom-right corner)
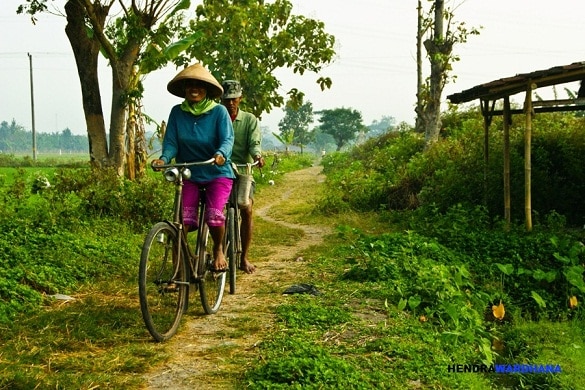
167 63 223 99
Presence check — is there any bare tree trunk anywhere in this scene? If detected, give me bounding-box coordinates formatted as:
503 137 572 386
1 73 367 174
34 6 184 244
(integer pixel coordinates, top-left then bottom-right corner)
64 1 149 179
422 0 451 149
109 58 137 177
415 0 425 134
126 102 136 181
64 0 110 168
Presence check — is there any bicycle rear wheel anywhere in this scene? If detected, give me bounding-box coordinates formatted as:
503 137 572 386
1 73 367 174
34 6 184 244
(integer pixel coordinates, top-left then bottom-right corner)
139 222 188 342
227 207 237 294
197 223 226 314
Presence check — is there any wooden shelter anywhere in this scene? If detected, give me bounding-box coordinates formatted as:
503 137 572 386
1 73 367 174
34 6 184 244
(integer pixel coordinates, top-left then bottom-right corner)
447 61 585 231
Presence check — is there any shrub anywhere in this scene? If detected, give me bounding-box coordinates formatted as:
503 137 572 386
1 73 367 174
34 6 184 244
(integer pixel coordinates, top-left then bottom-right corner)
318 109 585 227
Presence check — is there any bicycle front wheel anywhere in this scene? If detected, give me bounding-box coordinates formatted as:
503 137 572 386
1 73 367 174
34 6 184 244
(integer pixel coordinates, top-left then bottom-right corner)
227 207 237 294
139 222 188 342
197 223 226 314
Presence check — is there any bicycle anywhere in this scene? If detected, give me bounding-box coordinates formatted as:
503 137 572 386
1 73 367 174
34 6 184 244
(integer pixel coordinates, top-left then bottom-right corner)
138 158 228 342
226 161 259 295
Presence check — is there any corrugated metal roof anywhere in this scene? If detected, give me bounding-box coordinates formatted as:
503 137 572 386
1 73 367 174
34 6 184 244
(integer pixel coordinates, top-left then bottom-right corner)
447 61 585 104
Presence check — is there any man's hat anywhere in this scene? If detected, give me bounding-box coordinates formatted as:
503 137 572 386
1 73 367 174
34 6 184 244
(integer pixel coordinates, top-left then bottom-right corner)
221 80 243 99
167 63 223 99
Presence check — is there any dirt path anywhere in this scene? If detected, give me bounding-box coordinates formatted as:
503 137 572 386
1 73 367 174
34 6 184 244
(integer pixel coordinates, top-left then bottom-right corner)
144 164 330 389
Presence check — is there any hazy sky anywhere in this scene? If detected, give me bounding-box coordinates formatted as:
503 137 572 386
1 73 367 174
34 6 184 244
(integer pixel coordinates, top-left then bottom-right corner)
1 0 584 136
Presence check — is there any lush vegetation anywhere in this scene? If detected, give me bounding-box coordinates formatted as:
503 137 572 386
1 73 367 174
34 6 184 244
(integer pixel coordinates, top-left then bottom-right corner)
319 108 585 226
0 151 313 388
243 109 585 389
0 108 584 388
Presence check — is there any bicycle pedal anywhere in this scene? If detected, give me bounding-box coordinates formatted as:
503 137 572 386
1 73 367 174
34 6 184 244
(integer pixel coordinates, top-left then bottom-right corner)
162 283 179 293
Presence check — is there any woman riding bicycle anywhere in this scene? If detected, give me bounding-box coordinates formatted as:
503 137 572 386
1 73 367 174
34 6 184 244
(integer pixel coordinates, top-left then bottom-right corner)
152 63 235 273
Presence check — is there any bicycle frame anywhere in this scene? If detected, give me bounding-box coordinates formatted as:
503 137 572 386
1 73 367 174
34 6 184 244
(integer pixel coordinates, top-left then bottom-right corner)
139 158 228 341
226 161 259 294
160 159 215 285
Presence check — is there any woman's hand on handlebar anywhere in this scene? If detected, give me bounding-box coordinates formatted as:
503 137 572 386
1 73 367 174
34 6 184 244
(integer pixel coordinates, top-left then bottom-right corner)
151 159 165 171
214 153 226 166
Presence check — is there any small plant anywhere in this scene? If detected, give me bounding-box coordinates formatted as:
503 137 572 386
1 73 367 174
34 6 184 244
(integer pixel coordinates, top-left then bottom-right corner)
492 235 584 317
342 229 495 364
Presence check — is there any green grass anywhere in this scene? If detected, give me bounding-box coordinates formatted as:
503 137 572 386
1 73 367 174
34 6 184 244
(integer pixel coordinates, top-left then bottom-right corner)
241 229 585 389
0 167 56 186
496 319 585 389
0 153 584 389
0 281 166 389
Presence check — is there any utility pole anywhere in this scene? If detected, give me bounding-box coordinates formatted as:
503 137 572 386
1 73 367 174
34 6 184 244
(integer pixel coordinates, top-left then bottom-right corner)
28 53 37 161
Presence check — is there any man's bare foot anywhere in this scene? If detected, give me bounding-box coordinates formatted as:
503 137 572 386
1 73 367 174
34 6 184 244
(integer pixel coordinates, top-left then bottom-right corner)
239 260 256 274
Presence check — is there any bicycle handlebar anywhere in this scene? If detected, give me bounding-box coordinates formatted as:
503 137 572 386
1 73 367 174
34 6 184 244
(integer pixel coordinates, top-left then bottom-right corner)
152 158 216 170
231 160 259 176
231 161 260 168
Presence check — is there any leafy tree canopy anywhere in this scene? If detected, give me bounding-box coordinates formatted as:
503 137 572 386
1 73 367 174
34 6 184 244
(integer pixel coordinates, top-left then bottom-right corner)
16 0 336 178
178 0 336 119
317 107 367 151
367 115 396 138
279 100 314 152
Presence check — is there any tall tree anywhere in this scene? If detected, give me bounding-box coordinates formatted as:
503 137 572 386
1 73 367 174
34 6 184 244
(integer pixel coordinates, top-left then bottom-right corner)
278 100 314 154
178 0 335 119
316 108 366 151
416 0 480 148
367 115 396 138
17 0 336 178
19 0 188 178
415 0 425 134
310 127 335 154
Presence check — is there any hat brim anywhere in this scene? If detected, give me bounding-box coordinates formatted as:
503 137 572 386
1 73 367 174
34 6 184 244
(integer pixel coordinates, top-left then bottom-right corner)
167 63 224 99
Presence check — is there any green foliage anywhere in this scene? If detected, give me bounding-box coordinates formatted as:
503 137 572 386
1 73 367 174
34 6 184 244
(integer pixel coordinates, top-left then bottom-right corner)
408 203 585 318
276 295 352 330
183 0 336 117
44 167 170 228
244 333 375 389
315 132 425 213
278 100 315 152
0 120 89 153
491 321 584 390
341 228 493 363
0 166 167 323
318 108 585 227
316 107 367 151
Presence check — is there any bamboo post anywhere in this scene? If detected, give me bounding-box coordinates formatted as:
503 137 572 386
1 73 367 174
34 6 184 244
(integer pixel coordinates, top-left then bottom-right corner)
523 83 534 231
503 97 511 229
481 99 493 208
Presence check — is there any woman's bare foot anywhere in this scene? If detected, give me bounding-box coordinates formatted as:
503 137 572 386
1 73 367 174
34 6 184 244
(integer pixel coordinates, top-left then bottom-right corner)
239 259 256 274
212 253 228 272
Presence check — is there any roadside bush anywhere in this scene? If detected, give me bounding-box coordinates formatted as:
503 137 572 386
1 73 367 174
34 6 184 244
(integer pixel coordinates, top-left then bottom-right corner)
317 132 424 213
341 228 494 364
408 203 585 320
318 109 585 227
46 168 170 229
0 203 141 324
0 168 161 323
